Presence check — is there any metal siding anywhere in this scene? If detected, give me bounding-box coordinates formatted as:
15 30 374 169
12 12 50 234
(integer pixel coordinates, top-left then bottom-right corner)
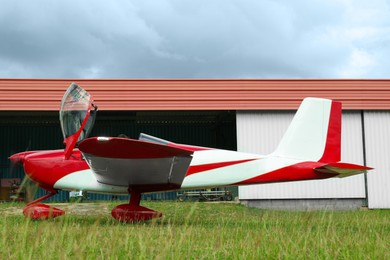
364 111 390 208
88 193 128 201
142 192 178 201
64 191 177 201
237 111 366 200
35 189 178 202
1 79 390 111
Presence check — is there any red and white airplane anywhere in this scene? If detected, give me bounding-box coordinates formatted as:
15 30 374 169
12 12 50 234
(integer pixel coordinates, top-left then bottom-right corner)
10 83 372 222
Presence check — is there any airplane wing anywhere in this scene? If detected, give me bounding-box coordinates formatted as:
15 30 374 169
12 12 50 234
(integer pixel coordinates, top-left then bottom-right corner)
314 162 373 178
78 137 193 191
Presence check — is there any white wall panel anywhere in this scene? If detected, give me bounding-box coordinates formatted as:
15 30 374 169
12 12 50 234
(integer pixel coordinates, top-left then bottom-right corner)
364 111 390 208
237 111 366 200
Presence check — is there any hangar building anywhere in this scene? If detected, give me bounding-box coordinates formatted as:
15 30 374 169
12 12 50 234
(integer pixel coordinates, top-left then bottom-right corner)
0 79 389 209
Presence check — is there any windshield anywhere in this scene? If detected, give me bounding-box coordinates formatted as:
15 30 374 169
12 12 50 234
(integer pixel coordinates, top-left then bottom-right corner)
60 83 96 144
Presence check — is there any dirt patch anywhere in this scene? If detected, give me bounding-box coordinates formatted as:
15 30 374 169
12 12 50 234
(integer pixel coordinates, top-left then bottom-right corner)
61 203 111 216
0 205 23 216
0 203 112 216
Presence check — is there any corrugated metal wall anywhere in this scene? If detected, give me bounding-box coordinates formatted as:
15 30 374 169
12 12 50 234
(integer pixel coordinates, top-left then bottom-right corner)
237 111 367 200
364 111 390 208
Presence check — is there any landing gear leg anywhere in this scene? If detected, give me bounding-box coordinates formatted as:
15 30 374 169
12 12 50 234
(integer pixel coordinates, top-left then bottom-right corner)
23 190 65 220
111 190 162 223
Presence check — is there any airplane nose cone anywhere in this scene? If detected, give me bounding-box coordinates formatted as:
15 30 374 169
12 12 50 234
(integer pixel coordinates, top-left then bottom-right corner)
20 151 60 191
10 149 88 192
9 151 55 191
23 155 52 190
9 151 36 165
9 154 24 165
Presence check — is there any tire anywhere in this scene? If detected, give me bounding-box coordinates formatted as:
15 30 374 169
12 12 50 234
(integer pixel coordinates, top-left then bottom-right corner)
224 194 233 201
178 195 186 202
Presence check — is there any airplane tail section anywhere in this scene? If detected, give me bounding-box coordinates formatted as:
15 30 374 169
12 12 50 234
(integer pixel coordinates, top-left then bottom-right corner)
273 98 341 162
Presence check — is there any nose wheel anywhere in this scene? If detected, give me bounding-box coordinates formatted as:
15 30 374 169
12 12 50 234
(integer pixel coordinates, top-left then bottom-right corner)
23 191 65 220
111 190 162 223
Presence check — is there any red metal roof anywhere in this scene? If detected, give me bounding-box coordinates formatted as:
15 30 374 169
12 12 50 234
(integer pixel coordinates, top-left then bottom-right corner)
0 79 389 111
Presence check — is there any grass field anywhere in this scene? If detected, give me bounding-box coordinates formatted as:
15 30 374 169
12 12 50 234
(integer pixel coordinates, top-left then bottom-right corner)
1 201 389 259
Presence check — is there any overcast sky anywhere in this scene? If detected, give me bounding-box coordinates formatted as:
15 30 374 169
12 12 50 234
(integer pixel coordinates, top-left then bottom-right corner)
0 0 389 79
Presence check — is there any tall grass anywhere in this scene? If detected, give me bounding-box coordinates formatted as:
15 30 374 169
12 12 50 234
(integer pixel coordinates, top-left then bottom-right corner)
1 201 389 259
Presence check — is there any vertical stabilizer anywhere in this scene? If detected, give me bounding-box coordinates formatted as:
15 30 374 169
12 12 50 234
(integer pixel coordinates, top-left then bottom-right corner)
273 98 341 162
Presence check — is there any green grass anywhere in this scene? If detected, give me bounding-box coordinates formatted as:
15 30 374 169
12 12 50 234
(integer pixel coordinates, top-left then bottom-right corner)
1 201 389 259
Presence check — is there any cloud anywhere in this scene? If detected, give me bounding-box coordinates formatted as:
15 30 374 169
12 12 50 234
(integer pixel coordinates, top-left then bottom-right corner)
0 0 389 78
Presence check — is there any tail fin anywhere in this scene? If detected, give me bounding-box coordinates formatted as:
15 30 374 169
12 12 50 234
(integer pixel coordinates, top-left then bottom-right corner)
273 98 341 162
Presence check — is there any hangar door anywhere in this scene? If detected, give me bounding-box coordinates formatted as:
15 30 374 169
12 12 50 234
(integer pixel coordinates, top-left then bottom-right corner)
1 110 236 202
364 111 390 208
237 111 367 204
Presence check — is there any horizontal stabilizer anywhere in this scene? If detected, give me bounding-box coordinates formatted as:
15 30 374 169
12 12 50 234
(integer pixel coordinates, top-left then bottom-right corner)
314 162 373 178
78 137 193 189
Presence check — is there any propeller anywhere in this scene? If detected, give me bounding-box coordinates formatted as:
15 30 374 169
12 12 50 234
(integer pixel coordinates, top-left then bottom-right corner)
6 141 32 202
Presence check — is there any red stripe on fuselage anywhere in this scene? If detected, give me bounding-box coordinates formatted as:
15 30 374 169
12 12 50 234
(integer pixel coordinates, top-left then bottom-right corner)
186 159 258 177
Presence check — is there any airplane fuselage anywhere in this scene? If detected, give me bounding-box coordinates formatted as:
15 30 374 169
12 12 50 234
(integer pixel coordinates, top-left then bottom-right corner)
11 147 335 196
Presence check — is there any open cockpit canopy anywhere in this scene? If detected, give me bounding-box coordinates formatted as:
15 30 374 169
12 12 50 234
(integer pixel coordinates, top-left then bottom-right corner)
60 83 97 158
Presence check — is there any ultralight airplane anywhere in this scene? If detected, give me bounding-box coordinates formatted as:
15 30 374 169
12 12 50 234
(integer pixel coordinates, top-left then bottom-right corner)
10 83 372 222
